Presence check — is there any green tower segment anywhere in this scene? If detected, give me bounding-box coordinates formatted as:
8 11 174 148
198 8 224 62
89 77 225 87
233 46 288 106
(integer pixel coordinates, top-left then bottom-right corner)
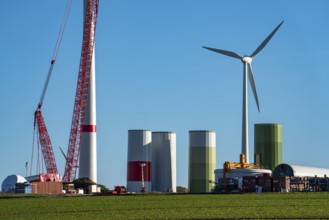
254 124 282 170
188 130 216 193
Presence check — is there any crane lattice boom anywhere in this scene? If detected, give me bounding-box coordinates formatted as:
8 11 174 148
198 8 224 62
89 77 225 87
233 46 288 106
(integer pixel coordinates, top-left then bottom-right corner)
63 0 99 182
34 109 58 174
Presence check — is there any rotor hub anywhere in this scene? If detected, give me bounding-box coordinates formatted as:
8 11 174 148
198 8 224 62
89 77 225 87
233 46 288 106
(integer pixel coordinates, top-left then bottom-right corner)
242 56 252 64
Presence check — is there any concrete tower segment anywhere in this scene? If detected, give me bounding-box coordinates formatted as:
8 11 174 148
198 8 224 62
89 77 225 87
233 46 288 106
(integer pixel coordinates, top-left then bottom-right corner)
127 130 152 192
152 132 176 192
189 130 216 193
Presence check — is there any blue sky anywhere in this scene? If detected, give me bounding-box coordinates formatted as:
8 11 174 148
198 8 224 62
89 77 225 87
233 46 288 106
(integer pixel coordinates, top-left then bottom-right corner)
1 0 328 189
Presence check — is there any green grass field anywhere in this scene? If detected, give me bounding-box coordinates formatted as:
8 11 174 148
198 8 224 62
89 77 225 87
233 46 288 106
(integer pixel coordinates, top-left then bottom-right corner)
1 193 329 219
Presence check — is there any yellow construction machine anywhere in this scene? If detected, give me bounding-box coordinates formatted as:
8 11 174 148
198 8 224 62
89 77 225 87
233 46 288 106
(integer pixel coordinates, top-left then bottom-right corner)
223 154 260 189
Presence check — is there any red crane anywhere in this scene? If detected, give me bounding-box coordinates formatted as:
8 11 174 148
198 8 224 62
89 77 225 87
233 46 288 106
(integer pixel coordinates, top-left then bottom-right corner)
34 107 58 174
32 0 72 177
63 0 99 183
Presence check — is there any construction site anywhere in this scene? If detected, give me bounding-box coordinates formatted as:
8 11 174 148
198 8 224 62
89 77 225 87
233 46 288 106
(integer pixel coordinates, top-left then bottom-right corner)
1 1 329 196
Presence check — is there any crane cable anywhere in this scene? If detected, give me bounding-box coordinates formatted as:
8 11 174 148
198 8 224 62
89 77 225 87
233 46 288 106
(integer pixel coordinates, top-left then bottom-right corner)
52 0 72 62
38 0 73 107
30 127 36 176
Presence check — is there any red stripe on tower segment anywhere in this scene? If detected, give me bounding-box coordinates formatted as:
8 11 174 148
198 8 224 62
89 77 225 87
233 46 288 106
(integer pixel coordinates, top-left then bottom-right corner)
127 161 151 181
82 125 96 132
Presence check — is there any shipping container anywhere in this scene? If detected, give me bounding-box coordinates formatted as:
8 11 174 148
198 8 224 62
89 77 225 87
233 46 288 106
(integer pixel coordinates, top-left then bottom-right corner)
32 182 63 194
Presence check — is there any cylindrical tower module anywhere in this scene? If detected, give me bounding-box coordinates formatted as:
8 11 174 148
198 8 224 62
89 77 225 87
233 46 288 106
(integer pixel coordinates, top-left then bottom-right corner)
189 130 216 193
127 130 152 192
78 0 97 183
254 123 282 170
152 132 176 192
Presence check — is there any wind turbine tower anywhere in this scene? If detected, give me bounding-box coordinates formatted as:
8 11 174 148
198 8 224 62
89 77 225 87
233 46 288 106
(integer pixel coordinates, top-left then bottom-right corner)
63 0 99 183
78 0 97 183
203 21 284 163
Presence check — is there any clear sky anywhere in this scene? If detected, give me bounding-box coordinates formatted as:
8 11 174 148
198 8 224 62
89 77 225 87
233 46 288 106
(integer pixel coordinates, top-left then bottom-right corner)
1 0 328 189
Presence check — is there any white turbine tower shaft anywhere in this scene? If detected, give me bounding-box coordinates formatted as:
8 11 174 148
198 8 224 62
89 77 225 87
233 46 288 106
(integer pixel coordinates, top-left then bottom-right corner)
242 61 249 162
203 21 284 163
78 0 97 183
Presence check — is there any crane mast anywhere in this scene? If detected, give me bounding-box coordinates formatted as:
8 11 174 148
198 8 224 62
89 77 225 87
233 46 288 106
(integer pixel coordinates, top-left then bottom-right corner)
63 0 99 183
34 110 58 174
33 61 58 175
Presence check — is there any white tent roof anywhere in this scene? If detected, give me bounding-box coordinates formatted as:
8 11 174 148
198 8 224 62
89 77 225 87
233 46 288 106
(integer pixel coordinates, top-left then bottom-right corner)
273 163 329 177
290 164 329 177
1 174 27 192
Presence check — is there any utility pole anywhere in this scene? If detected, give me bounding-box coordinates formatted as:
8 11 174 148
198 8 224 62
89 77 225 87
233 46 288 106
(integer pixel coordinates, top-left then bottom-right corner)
25 162 28 177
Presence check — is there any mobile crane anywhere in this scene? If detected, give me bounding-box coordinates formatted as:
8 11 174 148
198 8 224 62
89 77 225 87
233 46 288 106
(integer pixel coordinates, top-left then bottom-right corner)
31 0 72 179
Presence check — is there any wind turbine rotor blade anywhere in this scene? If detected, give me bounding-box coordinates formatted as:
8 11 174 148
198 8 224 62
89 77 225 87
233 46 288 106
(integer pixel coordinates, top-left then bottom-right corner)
247 63 260 112
250 21 284 58
59 146 68 161
202 46 242 59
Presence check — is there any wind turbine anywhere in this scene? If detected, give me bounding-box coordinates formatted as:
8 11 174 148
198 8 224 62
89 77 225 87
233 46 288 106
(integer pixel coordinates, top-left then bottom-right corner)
203 21 284 163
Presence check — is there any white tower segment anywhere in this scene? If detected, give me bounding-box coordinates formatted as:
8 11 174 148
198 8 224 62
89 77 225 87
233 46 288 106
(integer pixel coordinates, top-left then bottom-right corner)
151 132 176 192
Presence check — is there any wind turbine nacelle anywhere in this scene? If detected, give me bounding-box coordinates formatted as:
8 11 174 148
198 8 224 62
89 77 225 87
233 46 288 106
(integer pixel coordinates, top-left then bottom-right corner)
242 56 252 64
